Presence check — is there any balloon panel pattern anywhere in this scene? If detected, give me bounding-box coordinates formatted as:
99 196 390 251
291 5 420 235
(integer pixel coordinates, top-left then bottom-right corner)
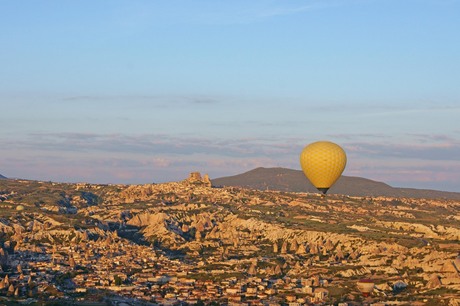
300 141 347 189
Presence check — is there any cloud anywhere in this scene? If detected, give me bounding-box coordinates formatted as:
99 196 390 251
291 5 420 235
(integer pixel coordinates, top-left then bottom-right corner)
307 101 460 115
347 159 460 191
60 94 220 107
407 133 456 143
0 146 280 184
0 130 302 183
6 131 460 165
345 140 460 161
1 131 459 191
327 133 392 141
113 0 347 27
3 132 300 160
4 131 459 165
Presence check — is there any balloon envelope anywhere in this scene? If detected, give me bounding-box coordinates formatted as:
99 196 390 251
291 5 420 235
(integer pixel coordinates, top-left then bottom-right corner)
357 279 375 296
300 141 347 194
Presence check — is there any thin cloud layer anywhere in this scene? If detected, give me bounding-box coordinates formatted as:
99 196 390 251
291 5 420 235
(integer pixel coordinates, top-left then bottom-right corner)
115 0 344 27
13 133 297 158
345 140 460 161
1 131 459 191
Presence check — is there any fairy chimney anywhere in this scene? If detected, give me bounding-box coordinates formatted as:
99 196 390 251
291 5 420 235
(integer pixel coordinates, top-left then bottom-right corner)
248 261 257 275
281 240 288 254
290 240 298 252
7 284 14 295
296 243 307 255
274 264 282 275
273 242 279 253
195 230 202 242
426 274 442 289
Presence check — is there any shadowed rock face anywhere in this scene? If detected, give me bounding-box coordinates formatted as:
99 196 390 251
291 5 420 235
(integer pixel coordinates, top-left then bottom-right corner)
213 167 460 200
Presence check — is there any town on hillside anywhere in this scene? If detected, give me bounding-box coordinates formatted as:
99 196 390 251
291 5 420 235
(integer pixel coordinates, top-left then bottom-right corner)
0 172 459 305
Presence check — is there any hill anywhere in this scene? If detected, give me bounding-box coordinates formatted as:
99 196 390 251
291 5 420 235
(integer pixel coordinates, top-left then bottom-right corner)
0 173 6 179
213 167 460 200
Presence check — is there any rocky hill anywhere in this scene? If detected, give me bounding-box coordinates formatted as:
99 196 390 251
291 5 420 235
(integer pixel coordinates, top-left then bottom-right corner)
213 167 460 200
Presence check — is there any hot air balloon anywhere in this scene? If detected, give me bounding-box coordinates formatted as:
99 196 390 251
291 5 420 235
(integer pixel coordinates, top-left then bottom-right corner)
300 141 347 194
357 279 375 297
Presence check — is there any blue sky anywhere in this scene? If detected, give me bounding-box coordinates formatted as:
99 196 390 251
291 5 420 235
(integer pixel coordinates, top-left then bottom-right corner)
1 0 459 191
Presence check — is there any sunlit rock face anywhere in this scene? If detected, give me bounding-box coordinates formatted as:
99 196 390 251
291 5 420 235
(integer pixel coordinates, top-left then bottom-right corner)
186 172 212 187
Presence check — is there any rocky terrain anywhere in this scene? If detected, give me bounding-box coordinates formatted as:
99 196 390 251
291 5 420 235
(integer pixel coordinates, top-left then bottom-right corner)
0 172 459 305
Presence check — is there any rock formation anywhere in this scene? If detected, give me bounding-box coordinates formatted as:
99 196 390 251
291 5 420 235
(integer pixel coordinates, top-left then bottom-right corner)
427 274 442 289
273 242 279 253
186 172 212 187
296 243 307 255
289 240 298 252
281 240 288 254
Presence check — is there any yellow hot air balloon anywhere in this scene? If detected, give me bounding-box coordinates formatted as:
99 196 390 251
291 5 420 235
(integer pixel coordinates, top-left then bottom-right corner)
300 141 347 194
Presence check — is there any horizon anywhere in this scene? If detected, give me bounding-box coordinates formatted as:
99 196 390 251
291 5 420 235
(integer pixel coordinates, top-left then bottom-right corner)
2 166 459 194
1 0 459 192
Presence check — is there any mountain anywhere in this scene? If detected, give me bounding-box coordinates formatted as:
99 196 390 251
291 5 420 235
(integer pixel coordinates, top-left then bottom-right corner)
213 167 460 200
0 173 6 179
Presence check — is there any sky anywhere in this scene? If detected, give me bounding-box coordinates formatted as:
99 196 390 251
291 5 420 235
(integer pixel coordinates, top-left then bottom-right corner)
1 0 459 192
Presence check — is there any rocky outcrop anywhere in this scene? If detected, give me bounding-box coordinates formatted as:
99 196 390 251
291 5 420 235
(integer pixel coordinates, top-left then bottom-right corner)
427 274 442 289
186 172 212 187
441 261 460 273
377 221 460 240
0 219 14 234
296 243 307 255
127 212 185 243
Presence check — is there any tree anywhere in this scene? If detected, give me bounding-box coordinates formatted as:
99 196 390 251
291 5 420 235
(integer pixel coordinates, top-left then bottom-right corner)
114 275 122 286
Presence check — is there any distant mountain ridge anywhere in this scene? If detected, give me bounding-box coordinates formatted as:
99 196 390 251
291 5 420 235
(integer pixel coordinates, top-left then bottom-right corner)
213 167 460 200
0 173 6 179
